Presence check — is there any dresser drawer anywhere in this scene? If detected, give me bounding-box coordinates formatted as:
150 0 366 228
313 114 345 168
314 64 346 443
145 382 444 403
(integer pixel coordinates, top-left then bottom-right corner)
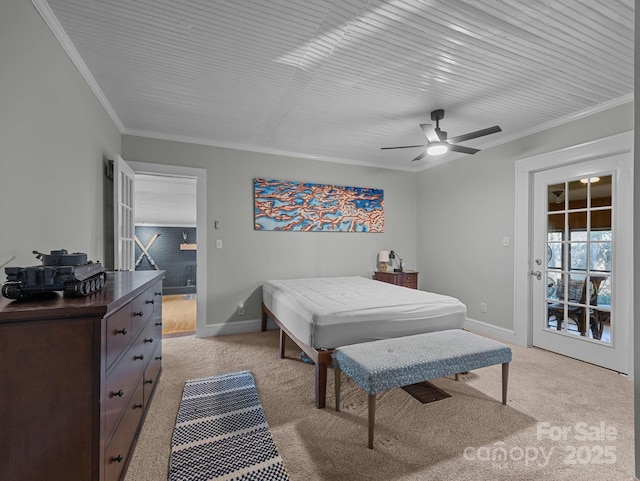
399 273 417 288
130 284 158 335
374 271 418 289
143 343 162 405
105 304 132 369
104 381 145 481
140 314 162 359
105 350 146 438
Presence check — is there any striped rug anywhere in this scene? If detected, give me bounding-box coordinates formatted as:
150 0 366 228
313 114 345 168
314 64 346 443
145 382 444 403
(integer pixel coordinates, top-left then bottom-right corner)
169 371 291 481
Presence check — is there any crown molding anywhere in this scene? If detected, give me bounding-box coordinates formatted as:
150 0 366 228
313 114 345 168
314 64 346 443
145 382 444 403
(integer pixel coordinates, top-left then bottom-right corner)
30 0 124 132
123 128 419 173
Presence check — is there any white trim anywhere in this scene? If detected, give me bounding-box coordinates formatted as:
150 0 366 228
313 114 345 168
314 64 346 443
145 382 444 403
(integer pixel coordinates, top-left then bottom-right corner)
464 317 517 344
200 318 269 337
123 129 419 173
31 0 124 132
513 131 633 374
125 161 208 339
136 222 197 228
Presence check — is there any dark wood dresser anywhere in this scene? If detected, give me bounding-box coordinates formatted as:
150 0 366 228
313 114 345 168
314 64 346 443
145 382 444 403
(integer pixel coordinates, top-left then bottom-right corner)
374 271 418 289
0 270 163 481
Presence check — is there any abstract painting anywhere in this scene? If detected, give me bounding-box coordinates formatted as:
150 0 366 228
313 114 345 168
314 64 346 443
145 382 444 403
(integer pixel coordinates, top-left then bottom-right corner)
254 178 384 232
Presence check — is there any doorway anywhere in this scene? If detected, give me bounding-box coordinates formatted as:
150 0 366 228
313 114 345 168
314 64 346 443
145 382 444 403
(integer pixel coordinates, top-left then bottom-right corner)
120 160 208 338
514 132 633 376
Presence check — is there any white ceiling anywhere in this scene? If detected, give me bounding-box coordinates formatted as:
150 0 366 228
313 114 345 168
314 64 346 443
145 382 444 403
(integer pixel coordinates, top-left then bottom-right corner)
37 0 634 171
135 174 196 226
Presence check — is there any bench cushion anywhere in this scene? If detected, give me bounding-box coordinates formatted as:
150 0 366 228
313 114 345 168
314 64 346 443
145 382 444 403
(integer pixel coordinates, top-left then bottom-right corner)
332 329 512 394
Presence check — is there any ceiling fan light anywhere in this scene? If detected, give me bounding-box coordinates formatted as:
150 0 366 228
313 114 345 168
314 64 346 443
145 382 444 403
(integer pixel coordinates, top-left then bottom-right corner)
426 143 448 156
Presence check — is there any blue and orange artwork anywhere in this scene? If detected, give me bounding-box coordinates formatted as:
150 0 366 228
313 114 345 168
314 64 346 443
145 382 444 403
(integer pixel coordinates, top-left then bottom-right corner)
254 178 384 232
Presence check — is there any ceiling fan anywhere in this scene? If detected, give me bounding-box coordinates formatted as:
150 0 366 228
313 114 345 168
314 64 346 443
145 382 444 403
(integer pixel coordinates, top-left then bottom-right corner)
381 109 502 161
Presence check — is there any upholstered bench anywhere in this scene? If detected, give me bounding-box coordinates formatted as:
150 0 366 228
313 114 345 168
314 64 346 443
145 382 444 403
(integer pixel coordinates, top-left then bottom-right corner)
333 329 512 448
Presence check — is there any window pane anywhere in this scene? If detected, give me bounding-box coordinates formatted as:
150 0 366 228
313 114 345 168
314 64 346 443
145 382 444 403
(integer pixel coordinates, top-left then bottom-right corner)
548 213 564 232
570 243 587 270
591 209 611 232
568 180 587 209
547 271 562 300
568 211 587 231
590 242 611 271
547 243 562 269
591 175 612 208
590 229 612 241
548 183 565 212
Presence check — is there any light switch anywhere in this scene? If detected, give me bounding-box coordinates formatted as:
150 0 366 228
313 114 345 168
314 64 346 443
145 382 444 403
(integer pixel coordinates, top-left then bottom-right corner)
216 239 222 248
502 236 509 247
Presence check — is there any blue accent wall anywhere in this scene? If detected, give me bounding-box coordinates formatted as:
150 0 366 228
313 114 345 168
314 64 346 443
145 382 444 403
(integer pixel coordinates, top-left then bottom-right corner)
135 226 196 295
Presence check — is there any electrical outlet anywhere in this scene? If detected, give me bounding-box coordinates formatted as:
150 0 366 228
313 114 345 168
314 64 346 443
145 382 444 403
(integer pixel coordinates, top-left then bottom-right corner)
237 304 245 315
480 302 487 313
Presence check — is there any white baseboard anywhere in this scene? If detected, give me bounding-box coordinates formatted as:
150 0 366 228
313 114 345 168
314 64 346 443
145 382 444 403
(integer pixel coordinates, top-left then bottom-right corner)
464 317 522 345
197 318 277 338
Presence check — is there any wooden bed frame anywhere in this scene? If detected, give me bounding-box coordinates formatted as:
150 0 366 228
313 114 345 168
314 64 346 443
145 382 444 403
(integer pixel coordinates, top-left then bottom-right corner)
261 303 333 408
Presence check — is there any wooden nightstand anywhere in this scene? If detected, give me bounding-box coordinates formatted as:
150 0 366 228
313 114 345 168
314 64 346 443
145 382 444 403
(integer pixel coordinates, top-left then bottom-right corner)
374 271 418 289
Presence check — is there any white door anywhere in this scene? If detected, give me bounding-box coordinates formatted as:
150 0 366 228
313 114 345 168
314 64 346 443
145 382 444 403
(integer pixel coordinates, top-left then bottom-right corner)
114 155 135 271
531 154 633 373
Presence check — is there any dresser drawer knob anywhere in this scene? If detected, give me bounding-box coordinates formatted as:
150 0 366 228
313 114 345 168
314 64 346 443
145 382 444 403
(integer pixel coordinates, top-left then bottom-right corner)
115 328 127 335
145 299 154 305
134 354 144 361
133 311 144 317
112 454 124 463
144 338 154 343
155 322 162 326
112 389 124 398
155 356 162 361
144 379 154 385
134 403 144 409
154 291 162 296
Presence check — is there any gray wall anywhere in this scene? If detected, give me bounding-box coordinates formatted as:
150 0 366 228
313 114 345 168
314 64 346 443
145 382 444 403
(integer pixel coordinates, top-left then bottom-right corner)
0 0 121 268
2 0 637 473
122 135 417 326
634 4 639 478
417 102 633 330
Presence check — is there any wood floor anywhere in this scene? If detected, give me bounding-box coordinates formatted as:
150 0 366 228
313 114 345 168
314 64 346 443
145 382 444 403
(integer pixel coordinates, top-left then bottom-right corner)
162 294 196 336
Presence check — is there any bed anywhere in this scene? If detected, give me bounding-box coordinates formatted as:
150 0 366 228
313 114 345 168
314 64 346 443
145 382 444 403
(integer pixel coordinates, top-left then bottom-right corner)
261 276 467 408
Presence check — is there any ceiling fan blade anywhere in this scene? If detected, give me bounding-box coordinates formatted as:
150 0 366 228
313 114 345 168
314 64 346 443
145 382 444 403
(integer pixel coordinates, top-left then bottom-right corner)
412 150 427 162
447 125 501 143
419 124 440 143
381 144 425 150
448 144 480 155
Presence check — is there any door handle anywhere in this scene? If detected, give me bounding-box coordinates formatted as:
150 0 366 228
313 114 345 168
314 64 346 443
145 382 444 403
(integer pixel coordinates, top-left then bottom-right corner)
530 270 542 280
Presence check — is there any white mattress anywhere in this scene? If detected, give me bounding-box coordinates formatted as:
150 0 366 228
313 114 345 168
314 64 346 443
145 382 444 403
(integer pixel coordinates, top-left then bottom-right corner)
263 276 466 349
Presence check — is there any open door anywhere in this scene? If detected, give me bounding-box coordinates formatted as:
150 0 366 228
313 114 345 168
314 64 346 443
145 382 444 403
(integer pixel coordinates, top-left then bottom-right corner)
114 155 135 271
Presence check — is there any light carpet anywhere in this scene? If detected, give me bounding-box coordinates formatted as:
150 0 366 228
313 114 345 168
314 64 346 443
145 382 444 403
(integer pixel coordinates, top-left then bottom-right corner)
125 330 635 481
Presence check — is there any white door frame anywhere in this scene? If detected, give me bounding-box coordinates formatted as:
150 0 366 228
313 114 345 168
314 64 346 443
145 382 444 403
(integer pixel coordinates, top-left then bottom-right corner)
113 155 136 271
513 131 633 375
126 161 208 338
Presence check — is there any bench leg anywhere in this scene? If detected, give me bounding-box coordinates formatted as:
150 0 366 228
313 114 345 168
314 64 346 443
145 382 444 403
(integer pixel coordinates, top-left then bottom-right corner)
335 366 341 411
279 328 286 359
368 393 376 449
502 362 509 405
315 363 327 409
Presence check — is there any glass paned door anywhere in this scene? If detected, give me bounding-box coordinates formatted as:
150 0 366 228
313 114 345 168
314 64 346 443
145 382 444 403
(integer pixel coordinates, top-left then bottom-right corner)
544 175 612 343
531 153 632 374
